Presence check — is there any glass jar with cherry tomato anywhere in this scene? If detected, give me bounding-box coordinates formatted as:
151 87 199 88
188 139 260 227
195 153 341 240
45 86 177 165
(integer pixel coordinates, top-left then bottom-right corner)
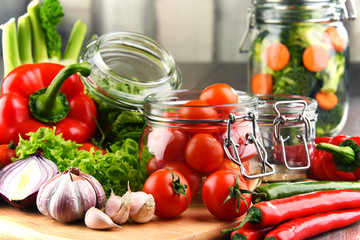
239 0 357 136
139 86 274 205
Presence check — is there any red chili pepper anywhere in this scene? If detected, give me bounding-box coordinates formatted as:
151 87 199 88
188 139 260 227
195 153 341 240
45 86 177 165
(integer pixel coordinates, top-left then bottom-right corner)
0 62 97 144
229 222 275 240
315 135 360 181
221 190 360 232
264 208 360 240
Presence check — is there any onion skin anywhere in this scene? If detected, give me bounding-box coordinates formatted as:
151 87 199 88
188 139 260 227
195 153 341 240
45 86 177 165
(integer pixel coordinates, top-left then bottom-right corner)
1 192 38 210
0 150 59 209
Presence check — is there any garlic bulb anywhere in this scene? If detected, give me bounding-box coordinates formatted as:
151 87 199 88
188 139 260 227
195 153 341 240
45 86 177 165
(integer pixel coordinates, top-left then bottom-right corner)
129 191 155 223
0 149 58 209
85 207 121 230
36 167 106 223
104 189 131 225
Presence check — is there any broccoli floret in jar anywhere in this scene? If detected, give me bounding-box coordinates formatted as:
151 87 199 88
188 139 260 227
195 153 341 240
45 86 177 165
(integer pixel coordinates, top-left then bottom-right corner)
316 52 346 94
272 66 318 96
316 104 344 136
280 24 327 49
250 29 270 63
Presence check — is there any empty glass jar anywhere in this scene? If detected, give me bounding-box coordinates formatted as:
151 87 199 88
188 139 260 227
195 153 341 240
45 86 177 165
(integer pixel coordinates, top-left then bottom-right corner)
79 31 182 147
257 94 318 182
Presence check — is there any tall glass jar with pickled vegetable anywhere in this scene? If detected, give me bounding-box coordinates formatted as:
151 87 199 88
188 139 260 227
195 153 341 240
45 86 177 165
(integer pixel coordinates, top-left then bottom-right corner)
240 0 357 136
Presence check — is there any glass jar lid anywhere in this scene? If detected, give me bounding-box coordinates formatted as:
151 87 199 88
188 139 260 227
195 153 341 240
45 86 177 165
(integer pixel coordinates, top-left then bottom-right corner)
252 0 357 23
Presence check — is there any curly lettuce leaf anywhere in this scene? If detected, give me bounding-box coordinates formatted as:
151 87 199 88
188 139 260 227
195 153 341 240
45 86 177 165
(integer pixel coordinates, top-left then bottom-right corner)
15 127 144 197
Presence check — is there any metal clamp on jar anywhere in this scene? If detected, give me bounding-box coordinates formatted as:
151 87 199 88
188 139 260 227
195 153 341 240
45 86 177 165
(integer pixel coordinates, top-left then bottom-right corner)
257 95 318 182
224 111 274 180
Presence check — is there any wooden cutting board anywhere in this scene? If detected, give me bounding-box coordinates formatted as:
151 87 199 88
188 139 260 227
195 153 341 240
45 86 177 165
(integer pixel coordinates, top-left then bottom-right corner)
0 204 239 240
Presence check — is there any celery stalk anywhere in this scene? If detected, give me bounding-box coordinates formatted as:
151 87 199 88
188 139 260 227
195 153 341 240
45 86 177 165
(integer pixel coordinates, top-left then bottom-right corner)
17 13 34 64
1 18 21 77
27 0 48 63
62 19 87 65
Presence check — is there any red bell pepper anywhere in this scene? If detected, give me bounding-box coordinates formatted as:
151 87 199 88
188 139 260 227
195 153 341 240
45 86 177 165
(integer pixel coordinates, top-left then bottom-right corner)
312 135 360 181
307 136 332 180
0 62 97 144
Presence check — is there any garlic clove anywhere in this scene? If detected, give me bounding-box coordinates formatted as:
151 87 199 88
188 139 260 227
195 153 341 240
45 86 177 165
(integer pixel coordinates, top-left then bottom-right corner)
129 191 155 223
85 207 121 230
104 190 131 225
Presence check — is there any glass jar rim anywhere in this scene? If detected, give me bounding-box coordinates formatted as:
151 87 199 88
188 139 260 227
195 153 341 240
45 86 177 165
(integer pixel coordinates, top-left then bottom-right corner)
142 89 259 123
93 31 178 88
257 94 318 120
80 31 182 109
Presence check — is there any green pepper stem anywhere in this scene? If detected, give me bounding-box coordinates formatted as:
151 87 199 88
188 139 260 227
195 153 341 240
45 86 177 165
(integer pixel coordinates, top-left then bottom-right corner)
316 142 355 165
29 62 91 123
44 62 91 106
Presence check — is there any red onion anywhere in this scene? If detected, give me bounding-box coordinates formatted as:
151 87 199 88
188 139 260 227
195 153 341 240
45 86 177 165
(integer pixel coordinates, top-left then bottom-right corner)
0 149 58 209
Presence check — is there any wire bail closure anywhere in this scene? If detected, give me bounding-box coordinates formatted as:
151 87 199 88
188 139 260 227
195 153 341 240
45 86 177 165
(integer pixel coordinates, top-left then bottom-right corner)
273 100 311 171
224 112 275 180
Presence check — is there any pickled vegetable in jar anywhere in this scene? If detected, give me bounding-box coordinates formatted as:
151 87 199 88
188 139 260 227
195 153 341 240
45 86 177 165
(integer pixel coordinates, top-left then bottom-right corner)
79 32 182 149
139 89 274 205
240 0 357 136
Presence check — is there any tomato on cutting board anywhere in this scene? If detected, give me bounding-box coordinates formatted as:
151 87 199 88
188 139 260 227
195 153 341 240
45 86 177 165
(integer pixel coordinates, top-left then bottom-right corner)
143 169 191 219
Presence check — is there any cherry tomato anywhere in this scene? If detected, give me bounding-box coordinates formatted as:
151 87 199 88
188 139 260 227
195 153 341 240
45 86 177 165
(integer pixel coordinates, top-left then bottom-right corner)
202 170 251 220
0 143 17 169
213 121 257 162
199 83 239 116
213 125 245 160
199 83 238 106
178 100 219 133
211 158 249 175
147 127 189 162
146 157 167 175
185 133 224 172
179 100 219 120
78 143 106 155
166 162 203 198
143 169 191 219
